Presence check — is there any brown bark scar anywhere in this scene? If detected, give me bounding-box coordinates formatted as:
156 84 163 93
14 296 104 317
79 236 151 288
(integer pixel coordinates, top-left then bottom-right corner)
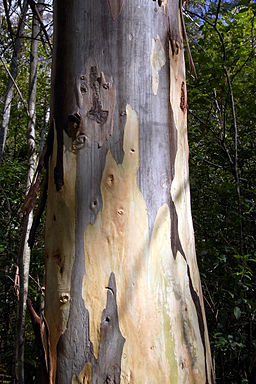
180 81 186 112
66 64 116 150
107 0 125 20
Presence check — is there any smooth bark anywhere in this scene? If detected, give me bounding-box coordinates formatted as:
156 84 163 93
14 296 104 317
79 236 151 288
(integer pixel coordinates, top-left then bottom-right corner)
45 1 214 383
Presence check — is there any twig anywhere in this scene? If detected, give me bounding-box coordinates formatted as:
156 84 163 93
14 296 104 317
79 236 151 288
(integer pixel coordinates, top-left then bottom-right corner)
214 0 222 27
0 55 29 116
231 49 255 81
27 0 53 52
3 0 15 51
186 8 244 253
180 0 197 79
29 274 45 295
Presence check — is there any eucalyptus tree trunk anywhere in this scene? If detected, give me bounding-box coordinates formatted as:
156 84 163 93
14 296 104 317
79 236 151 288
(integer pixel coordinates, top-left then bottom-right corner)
45 1 214 383
0 0 28 163
15 2 45 382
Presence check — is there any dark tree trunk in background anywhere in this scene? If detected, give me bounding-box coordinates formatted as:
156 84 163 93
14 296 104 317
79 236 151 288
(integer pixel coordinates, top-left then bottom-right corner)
44 1 214 383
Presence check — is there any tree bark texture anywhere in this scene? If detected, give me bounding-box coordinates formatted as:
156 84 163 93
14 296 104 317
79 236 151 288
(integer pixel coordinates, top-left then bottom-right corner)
45 1 214 383
0 0 28 163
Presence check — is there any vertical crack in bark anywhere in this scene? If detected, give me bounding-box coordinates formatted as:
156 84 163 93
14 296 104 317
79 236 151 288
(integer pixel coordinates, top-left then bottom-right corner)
187 265 209 384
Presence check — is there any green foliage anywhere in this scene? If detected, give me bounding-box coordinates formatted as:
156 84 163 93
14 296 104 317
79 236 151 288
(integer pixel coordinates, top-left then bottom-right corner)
187 1 256 382
0 2 51 381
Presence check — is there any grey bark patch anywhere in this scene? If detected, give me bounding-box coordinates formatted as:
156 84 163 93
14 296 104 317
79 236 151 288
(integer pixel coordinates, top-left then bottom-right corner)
54 121 64 191
56 296 94 383
93 272 125 384
65 64 116 149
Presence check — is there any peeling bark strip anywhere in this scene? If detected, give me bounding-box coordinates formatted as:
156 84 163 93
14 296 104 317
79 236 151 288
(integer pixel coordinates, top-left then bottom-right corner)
45 124 77 380
169 198 186 260
107 0 125 20
168 20 214 381
66 64 116 149
187 265 209 384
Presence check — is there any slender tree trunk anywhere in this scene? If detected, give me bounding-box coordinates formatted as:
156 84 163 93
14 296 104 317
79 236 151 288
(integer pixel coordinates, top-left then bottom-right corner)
0 0 28 163
45 1 214 383
39 106 50 156
15 2 45 382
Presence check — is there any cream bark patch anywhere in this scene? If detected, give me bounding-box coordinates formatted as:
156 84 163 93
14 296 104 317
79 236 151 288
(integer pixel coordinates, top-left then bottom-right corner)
82 105 171 383
151 35 166 95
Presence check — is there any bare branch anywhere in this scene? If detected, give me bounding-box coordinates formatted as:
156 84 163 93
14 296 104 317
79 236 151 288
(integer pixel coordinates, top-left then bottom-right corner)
3 0 15 50
27 0 53 52
214 0 222 27
0 55 29 116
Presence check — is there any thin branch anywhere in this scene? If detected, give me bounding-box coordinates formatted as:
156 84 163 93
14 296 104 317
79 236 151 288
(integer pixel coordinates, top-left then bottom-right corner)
214 0 222 27
0 55 29 116
186 8 243 252
231 49 255 81
27 0 53 52
180 0 197 79
29 274 45 296
188 108 235 172
204 159 223 169
3 0 15 50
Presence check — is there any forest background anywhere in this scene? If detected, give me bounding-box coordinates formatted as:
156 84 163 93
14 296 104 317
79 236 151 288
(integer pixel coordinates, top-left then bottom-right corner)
0 0 255 383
